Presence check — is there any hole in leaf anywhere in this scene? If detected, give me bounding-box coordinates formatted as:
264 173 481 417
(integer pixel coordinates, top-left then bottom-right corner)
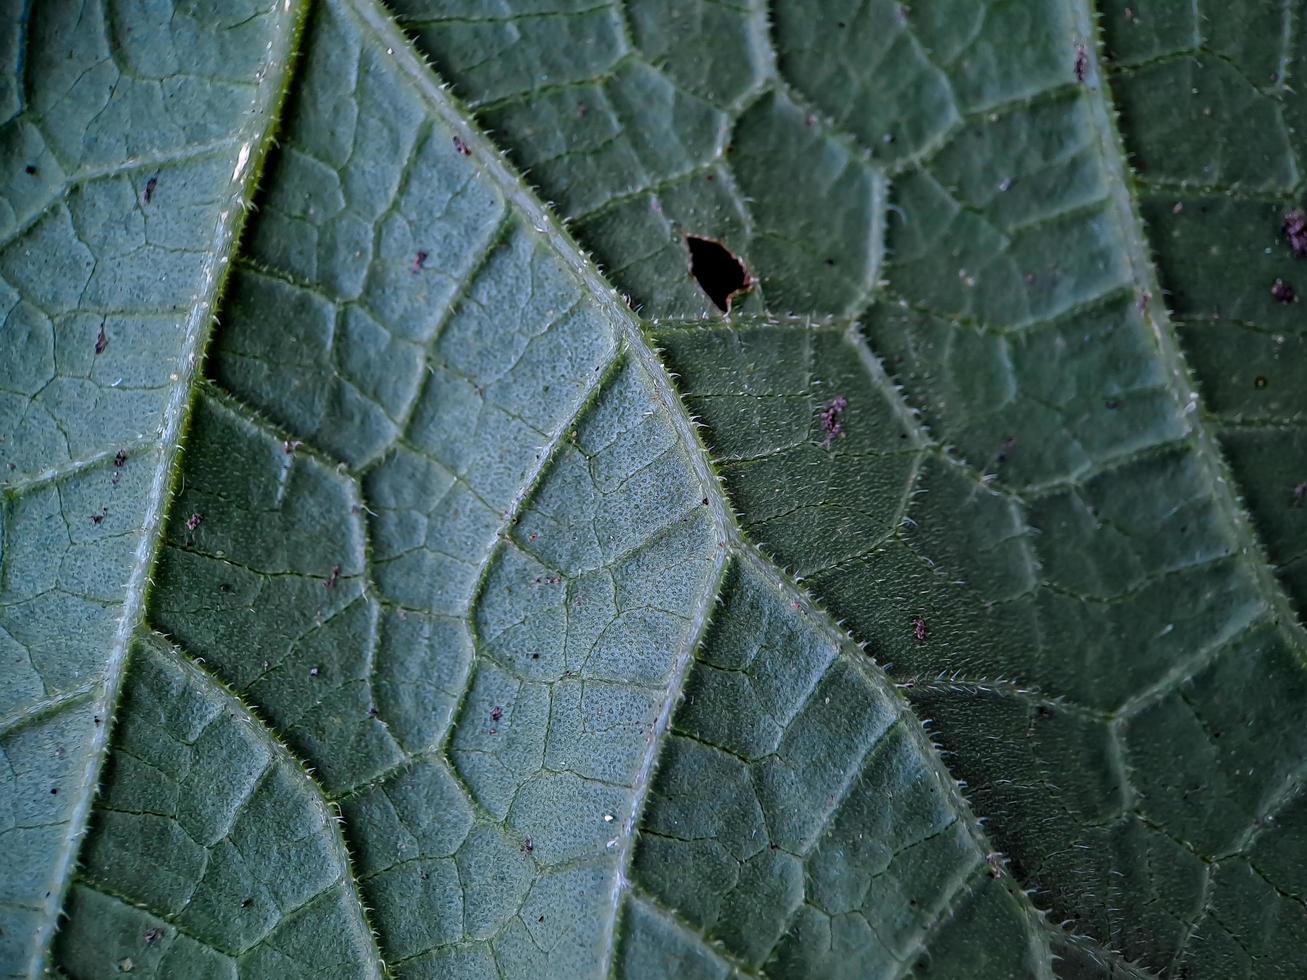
686 234 751 312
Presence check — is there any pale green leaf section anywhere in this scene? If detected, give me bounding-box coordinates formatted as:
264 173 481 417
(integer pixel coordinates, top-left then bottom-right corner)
1 0 1305 979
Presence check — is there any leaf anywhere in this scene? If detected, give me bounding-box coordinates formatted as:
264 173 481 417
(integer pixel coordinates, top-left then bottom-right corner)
1 1 1305 979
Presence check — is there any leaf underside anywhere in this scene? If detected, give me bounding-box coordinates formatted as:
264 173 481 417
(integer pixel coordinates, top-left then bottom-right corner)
2 1 1306 979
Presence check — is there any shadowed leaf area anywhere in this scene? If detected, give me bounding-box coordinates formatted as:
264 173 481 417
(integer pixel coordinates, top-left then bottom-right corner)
2 0 1306 978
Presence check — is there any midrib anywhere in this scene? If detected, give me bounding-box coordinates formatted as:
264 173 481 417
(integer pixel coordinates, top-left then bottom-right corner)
32 3 311 974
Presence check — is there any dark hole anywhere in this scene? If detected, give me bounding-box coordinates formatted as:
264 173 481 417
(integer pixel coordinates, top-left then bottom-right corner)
686 235 750 312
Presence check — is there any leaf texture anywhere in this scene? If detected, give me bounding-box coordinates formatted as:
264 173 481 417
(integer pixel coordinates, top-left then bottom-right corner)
1 1 1305 979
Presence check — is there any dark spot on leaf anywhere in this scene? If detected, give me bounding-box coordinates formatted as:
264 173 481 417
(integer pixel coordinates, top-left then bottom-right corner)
114 449 128 467
686 235 752 312
241 898 253 908
218 583 233 594
185 512 203 532
1284 209 1307 256
143 927 163 946
325 564 341 589
702 497 709 506
1105 399 1121 410
412 250 428 273
820 396 848 449
95 322 108 355
1036 704 1055 720
452 135 471 156
1271 278 1296 303
1292 482 1306 506
50 787 58 795
531 652 540 660
995 436 1016 464
90 508 107 526
283 439 301 455
142 174 158 205
309 665 320 677
490 705 503 722
1074 44 1090 83
912 616 929 642
1255 375 1269 389
538 915 545 923
521 837 534 855
24 164 36 175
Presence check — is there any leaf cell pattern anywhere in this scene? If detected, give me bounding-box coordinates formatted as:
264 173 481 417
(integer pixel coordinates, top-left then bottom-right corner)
0 0 1304 978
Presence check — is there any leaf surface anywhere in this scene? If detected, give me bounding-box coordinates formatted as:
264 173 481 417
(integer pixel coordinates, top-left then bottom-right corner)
2 1 1306 978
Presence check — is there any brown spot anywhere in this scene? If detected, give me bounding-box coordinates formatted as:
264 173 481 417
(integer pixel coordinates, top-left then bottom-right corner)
324 564 342 589
95 322 108 355
1284 209 1307 256
685 235 752 313
412 250 428 273
912 616 929 642
185 512 203 532
819 396 848 449
452 135 471 156
1272 278 1296 303
143 174 158 205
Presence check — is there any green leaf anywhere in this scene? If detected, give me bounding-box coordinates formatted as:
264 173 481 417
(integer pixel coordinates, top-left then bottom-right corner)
2 1 1305 978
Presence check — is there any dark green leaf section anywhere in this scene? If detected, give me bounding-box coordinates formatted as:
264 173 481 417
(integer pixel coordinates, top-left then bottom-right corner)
0 2 300 974
1099 0 1307 617
657 313 1307 975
